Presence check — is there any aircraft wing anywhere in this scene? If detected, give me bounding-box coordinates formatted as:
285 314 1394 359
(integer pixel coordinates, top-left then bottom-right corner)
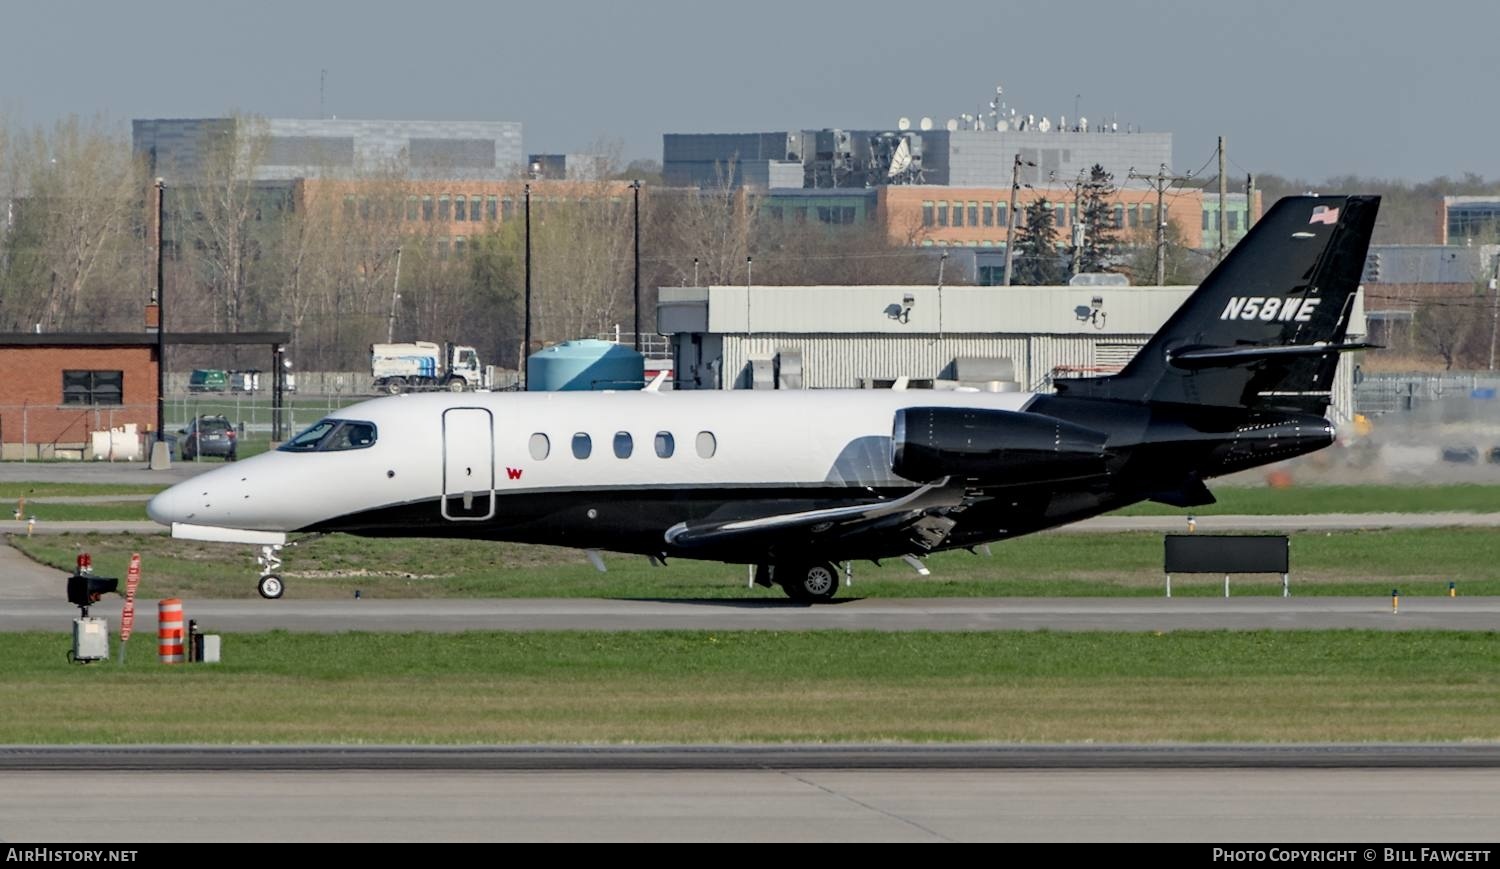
664 477 970 550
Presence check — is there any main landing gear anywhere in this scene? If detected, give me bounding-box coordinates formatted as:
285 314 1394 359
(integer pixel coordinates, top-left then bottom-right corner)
756 561 842 603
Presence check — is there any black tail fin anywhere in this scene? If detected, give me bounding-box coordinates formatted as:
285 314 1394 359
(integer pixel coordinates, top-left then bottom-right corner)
1055 194 1380 413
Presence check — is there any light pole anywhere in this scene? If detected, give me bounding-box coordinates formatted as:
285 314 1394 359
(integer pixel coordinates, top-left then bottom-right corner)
631 179 641 353
523 182 532 384
154 179 166 445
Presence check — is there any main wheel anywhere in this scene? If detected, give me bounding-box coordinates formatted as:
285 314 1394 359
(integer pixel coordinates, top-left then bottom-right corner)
446 377 467 392
780 562 840 603
257 574 285 599
384 378 406 396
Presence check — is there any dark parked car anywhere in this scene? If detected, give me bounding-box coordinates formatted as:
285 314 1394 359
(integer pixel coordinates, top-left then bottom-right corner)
179 415 237 461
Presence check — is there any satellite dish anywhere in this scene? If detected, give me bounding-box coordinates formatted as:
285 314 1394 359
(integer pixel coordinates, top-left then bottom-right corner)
919 117 934 131
945 118 958 132
996 84 1004 94
1038 117 1051 133
995 120 1009 132
898 117 911 131
1079 116 1087 131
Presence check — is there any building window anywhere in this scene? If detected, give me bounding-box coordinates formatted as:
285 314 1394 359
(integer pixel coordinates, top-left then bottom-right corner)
613 431 633 459
62 370 122 406
654 431 675 458
470 196 483 221
529 433 550 460
841 206 856 224
486 195 498 221
937 201 948 227
422 195 434 221
1203 210 1211 231
1229 211 1240 231
454 195 467 222
922 201 934 227
1067 205 1077 226
454 236 466 258
438 195 451 220
406 196 419 221
968 202 979 226
1055 205 1066 226
952 202 964 227
1113 205 1124 228
996 203 1008 228
817 206 832 224
1129 204 1139 229
982 201 993 227
501 196 513 220
436 237 449 260
1142 204 1153 227
695 431 717 458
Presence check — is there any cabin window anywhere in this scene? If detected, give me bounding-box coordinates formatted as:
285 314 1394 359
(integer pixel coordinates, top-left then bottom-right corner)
695 431 717 459
571 433 592 459
613 432 633 459
529 433 550 460
654 431 675 458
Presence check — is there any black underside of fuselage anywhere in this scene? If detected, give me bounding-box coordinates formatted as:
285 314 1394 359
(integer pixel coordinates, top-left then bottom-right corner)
299 480 1134 564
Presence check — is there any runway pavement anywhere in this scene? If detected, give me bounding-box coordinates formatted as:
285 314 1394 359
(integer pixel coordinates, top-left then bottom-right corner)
1 747 1496 841
3 595 1496 632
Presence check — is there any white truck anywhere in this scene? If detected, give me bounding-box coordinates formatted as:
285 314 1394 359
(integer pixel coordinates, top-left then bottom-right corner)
371 341 488 394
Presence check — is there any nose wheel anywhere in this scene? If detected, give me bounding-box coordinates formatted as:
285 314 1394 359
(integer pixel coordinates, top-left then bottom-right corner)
256 544 286 599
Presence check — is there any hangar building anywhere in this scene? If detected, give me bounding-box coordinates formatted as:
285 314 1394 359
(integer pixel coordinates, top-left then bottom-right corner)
658 284 1364 424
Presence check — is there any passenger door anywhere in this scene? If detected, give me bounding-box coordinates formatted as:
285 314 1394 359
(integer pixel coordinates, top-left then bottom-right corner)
442 407 495 521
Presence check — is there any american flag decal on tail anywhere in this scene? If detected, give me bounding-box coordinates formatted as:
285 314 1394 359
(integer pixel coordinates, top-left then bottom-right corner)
1309 205 1339 225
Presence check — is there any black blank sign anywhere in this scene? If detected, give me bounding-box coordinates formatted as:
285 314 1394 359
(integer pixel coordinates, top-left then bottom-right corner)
1164 535 1289 574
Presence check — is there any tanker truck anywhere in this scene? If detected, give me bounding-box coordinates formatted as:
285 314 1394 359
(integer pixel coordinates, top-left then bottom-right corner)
371 341 488 394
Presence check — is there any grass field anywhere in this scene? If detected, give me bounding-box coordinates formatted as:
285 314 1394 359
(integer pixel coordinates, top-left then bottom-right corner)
1117 484 1500 516
5 630 1496 744
12 527 1500 600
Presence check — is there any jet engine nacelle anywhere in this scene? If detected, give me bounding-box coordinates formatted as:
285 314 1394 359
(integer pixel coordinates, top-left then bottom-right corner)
892 406 1110 484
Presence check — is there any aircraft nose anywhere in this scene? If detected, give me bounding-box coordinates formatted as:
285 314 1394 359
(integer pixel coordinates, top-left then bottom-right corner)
147 484 192 526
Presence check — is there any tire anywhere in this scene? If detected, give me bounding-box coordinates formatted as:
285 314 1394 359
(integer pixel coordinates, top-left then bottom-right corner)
384 378 406 396
446 377 467 392
257 574 285 600
780 562 840 603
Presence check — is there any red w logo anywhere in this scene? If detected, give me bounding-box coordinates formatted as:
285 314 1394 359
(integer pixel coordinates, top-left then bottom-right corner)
506 467 523 480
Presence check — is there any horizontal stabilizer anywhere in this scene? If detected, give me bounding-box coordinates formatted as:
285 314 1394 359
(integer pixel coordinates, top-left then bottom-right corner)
1169 342 1377 369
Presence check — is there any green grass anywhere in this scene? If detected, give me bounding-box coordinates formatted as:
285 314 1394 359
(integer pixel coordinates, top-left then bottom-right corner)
1118 484 1500 516
5 630 1497 743
12 527 1500 600
0 483 165 499
7 504 150 522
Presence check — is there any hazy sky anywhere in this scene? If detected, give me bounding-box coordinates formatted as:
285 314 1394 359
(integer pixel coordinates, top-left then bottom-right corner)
4 0 1496 182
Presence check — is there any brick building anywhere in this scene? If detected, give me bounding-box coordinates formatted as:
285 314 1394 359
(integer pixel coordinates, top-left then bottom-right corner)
0 335 160 460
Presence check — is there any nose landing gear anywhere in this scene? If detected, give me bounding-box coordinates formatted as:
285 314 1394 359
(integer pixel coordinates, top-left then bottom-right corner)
256 544 285 599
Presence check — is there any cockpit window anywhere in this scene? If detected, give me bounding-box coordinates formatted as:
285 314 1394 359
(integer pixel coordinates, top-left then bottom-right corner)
277 419 378 453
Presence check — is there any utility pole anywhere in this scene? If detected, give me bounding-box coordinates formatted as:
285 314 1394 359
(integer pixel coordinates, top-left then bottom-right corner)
1071 173 1084 278
1217 136 1228 263
1002 153 1036 286
1246 173 1256 230
385 246 402 344
1129 164 1192 286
